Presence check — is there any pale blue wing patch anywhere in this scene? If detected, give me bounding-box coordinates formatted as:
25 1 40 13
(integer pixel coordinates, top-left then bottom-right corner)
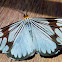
31 19 58 56
2 45 9 53
31 18 54 35
56 37 62 45
8 20 23 31
0 38 2 44
0 37 9 53
8 21 24 42
7 22 35 60
0 29 9 53
0 29 3 37
0 32 3 37
32 18 49 24
56 19 62 26
55 28 62 38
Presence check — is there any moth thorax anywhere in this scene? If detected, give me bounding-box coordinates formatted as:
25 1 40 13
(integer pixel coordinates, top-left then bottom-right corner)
26 23 31 30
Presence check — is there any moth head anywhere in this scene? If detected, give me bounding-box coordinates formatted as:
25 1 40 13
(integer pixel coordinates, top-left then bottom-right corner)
24 13 29 19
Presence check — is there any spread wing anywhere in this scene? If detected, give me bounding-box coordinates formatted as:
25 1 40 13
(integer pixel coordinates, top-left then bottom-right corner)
31 18 62 57
0 20 35 60
0 18 62 60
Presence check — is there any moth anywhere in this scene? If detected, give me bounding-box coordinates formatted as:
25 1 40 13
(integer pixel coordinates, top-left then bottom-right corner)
0 13 62 61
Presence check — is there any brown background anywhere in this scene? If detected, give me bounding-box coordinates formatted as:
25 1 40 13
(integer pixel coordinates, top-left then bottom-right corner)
0 0 62 62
